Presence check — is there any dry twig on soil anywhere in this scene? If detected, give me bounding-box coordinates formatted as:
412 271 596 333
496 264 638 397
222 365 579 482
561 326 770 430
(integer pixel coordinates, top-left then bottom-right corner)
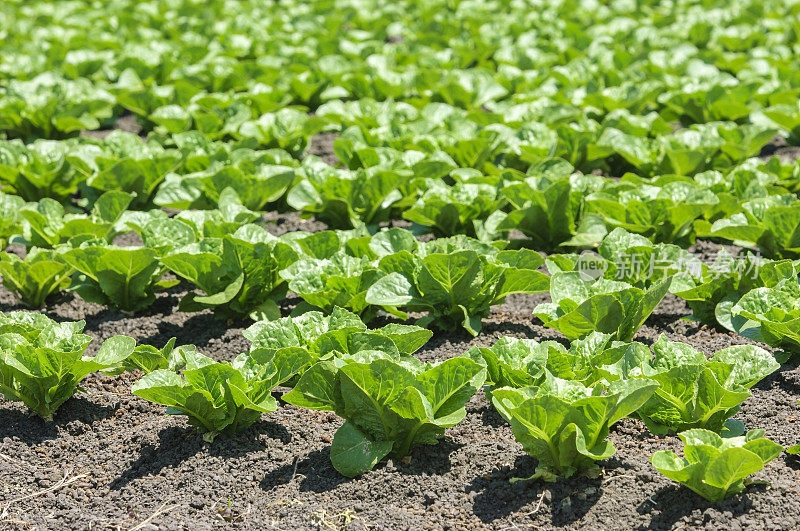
0 470 87 521
128 501 179 531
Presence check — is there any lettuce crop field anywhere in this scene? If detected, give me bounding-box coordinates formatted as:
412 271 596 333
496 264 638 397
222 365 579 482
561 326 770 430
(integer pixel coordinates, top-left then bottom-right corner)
3 0 800 529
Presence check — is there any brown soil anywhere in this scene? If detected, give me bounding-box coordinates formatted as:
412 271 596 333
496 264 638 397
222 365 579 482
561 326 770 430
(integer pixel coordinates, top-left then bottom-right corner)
1 235 799 530
307 133 340 167
79 114 143 140
759 135 800 164
261 211 329 237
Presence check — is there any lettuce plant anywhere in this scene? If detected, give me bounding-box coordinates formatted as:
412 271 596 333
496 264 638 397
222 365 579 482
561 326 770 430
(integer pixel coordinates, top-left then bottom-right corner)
0 248 73 308
0 74 114 138
533 272 671 341
584 177 718 245
134 217 197 257
709 195 800 259
652 429 783 502
67 131 168 178
724 278 800 356
86 150 180 208
281 228 372 261
242 306 433 387
65 131 181 208
633 337 779 435
671 251 797 327
491 376 658 481
148 105 191 134
761 102 800 144
132 188 260 254
160 226 298 319
403 180 503 238
655 128 726 176
691 165 779 224
714 123 779 164
243 307 432 385
171 187 261 238
133 346 314 442
545 228 699 288
477 334 778 435
181 92 259 140
283 351 486 477
0 312 124 420
0 192 24 249
237 108 327 156
366 238 550 335
243 306 431 360
287 160 416 229
60 242 171 313
469 332 639 393
94 336 190 376
199 165 295 211
154 156 295 211
281 253 385 320
14 191 132 249
496 170 600 250
0 140 83 202
468 337 550 392
315 99 422 133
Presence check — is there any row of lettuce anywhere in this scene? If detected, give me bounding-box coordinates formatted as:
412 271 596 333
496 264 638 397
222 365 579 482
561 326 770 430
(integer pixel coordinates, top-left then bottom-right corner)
2 185 800 353
0 308 794 501
3 1 800 166
2 128 800 255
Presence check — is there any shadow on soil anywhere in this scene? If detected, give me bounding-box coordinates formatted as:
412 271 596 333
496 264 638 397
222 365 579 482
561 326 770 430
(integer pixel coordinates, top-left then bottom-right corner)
1 397 116 446
785 454 800 472
261 447 349 494
478 403 507 428
397 439 465 476
260 439 464 494
139 311 246 351
467 453 603 526
111 420 289 491
636 485 756 530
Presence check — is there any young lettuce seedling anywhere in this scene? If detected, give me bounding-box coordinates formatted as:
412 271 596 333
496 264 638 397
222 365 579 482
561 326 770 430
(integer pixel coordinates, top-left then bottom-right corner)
0 248 73 308
366 236 549 335
633 338 779 435
533 271 671 341
491 374 658 481
161 224 298 320
283 351 486 477
132 347 314 442
60 242 174 313
652 428 782 502
723 278 800 359
0 312 149 420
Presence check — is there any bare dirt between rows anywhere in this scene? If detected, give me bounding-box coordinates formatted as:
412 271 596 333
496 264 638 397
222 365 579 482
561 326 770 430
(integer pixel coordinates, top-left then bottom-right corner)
759 135 800 164
2 220 800 530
